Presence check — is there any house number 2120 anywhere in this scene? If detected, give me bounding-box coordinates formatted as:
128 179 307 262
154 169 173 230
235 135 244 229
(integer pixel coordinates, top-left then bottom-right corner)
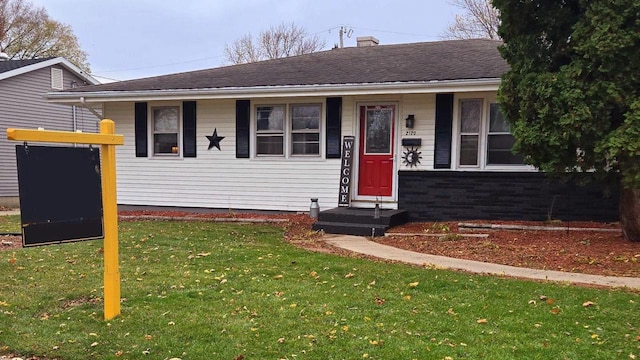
404 130 416 136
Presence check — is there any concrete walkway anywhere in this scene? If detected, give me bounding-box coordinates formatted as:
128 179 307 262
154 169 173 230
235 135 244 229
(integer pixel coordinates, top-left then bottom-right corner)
324 234 640 289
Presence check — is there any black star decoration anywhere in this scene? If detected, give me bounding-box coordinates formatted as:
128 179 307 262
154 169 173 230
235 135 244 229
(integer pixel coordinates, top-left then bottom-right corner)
206 128 225 151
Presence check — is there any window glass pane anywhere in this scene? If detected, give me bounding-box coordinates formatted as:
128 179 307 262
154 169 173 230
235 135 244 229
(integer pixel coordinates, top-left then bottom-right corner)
256 135 283 155
291 105 320 130
459 135 479 165
292 133 320 155
487 134 524 165
153 108 179 132
154 134 178 154
460 99 481 133
489 103 510 132
257 106 284 131
365 108 392 154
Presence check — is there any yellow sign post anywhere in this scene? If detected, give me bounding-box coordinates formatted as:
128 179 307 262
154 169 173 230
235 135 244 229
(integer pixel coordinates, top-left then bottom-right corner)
7 119 124 320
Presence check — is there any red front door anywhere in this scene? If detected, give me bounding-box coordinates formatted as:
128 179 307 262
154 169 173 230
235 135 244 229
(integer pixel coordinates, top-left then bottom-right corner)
358 105 395 197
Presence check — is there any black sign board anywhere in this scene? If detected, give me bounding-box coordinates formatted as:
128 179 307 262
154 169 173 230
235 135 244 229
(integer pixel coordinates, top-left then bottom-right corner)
15 145 104 246
338 136 355 207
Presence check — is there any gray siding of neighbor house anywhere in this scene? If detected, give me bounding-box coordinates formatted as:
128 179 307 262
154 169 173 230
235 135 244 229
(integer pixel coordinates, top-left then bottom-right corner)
0 66 98 201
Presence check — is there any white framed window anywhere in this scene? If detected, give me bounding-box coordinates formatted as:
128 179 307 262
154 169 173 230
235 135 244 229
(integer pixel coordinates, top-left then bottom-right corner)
487 103 522 165
459 99 482 166
151 106 180 156
254 103 322 158
256 105 285 156
290 104 321 155
454 95 524 169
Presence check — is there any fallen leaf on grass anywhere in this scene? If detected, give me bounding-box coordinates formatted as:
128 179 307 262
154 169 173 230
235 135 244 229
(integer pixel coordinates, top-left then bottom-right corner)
582 301 595 307
476 318 488 324
408 281 419 288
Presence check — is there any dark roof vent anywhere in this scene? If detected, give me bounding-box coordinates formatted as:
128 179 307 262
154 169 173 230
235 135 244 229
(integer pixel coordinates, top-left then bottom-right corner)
356 36 379 47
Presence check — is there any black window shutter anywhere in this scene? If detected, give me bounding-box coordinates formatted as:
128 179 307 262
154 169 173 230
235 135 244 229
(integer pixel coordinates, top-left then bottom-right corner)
134 102 148 157
235 99 250 158
182 101 197 157
325 97 342 158
434 93 454 169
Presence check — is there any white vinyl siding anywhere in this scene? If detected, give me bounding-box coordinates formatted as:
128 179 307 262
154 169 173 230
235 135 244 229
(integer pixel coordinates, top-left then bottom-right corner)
106 98 343 212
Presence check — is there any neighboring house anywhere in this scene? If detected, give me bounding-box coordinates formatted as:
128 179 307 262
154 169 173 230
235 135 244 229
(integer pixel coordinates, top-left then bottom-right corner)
46 38 618 221
0 56 100 207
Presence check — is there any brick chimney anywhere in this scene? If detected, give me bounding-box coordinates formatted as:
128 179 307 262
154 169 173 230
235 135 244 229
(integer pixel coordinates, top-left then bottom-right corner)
356 36 379 47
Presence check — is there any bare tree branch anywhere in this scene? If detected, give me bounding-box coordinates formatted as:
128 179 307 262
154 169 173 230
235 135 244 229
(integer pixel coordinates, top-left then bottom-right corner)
224 22 325 64
0 0 89 71
442 0 500 40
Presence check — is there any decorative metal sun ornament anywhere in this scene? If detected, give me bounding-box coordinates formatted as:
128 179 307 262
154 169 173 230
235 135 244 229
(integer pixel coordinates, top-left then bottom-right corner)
402 147 422 168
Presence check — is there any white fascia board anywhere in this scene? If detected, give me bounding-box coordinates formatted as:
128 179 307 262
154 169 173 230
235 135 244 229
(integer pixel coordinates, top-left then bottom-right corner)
0 57 99 84
46 78 501 104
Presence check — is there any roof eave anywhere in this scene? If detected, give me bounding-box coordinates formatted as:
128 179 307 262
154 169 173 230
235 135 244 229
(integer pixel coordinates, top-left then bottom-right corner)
0 57 99 84
46 78 502 104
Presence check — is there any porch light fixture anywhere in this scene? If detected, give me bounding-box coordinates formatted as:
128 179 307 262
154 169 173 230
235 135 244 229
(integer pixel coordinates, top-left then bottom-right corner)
405 114 415 129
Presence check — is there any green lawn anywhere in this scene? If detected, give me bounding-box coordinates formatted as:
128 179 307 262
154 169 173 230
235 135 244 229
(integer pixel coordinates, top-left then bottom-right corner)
0 218 638 359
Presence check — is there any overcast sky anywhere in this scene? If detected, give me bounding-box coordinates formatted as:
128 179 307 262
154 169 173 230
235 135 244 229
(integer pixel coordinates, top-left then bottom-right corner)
30 0 462 82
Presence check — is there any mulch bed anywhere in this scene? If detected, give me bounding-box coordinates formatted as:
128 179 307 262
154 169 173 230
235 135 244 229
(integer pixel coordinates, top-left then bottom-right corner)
379 220 639 278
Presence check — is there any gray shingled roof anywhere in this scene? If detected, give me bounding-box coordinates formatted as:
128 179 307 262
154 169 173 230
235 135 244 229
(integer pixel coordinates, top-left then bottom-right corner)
0 57 53 74
67 39 507 93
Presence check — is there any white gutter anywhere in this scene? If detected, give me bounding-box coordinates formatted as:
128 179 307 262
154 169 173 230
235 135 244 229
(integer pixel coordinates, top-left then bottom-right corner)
46 78 501 104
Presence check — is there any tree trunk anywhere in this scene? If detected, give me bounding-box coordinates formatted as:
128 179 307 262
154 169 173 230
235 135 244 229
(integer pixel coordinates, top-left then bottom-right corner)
620 187 640 242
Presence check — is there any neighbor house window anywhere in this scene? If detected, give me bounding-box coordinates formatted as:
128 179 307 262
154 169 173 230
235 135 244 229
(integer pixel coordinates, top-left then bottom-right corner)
152 106 180 155
255 103 322 157
457 98 523 168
